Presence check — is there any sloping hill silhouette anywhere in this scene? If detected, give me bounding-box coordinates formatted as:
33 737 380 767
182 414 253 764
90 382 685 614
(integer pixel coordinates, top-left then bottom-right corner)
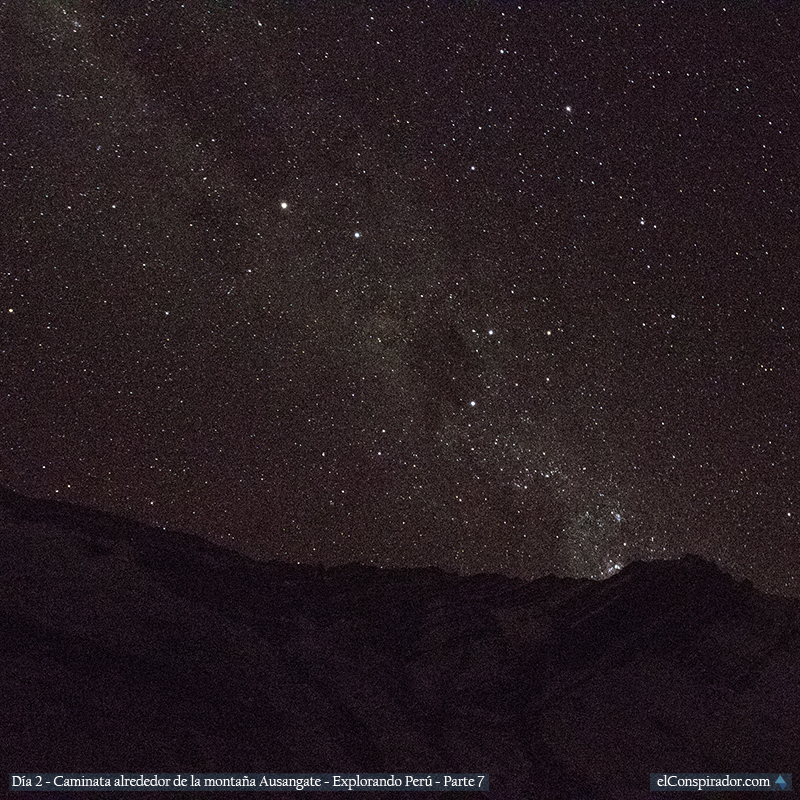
2 486 797 799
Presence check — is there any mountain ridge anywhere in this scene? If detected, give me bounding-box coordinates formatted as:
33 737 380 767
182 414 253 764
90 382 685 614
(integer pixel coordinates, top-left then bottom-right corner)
2 485 798 799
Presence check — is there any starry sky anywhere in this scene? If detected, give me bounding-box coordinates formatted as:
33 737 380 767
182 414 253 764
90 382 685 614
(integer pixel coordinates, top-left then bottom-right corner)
2 1 798 595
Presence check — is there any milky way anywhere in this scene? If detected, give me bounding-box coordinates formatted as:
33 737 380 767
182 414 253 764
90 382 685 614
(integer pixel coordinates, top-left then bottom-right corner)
2 1 797 594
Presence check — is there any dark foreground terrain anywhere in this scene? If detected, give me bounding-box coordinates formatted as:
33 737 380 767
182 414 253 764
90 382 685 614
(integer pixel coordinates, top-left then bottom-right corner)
2 485 798 799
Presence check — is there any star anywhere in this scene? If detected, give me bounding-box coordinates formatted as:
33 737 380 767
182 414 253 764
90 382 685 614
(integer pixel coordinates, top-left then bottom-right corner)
2 0 794 596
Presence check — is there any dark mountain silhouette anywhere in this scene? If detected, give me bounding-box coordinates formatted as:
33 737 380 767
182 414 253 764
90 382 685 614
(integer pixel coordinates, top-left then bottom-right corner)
2 485 798 799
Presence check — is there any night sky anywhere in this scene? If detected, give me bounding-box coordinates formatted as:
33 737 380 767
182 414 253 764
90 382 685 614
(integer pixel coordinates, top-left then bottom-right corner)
2 1 798 595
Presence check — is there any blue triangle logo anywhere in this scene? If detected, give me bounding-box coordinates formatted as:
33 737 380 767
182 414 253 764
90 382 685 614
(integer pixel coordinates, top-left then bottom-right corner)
775 775 787 790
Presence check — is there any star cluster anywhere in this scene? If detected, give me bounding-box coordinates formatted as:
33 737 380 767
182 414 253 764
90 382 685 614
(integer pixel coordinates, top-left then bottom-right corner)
2 2 797 594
